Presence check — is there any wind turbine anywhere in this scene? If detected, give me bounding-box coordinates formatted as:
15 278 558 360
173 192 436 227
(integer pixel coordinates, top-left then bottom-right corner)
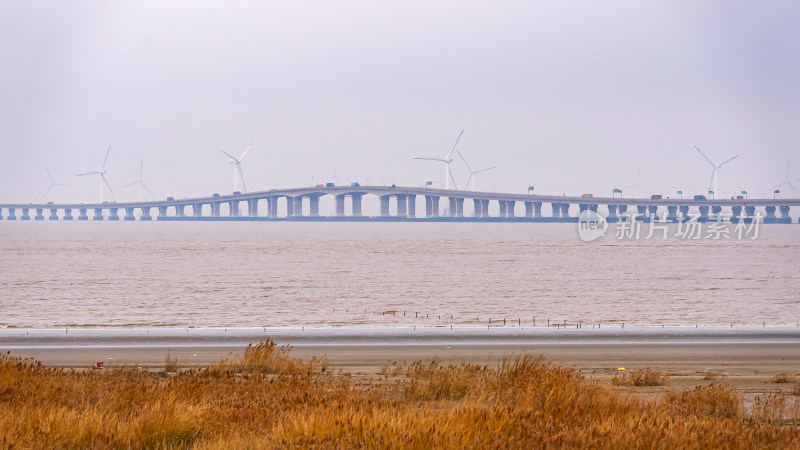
414 129 463 190
221 140 253 193
623 164 644 197
457 150 495 191
43 165 69 199
772 160 800 195
75 146 114 202
121 158 154 201
694 146 739 199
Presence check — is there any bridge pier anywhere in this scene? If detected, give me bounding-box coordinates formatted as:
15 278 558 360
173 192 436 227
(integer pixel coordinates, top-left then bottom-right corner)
506 200 515 217
309 196 320 217
407 195 416 218
764 205 777 223
175 205 186 218
63 208 73 220
269 196 279 218
524 201 533 218
711 205 722 221
157 206 168 220
380 196 390 216
0 208 3 220
93 208 104 221
78 208 88 220
667 206 678 222
7 207 17 220
140 207 152 221
498 200 507 218
34 208 44 220
211 202 221 218
678 205 689 221
49 208 59 220
617 205 628 220
636 205 647 221
285 197 294 217
193 203 203 218
125 207 136 221
473 199 482 217
579 204 588 213
698 205 709 222
247 199 259 217
551 203 561 218
108 208 120 221
352 194 363 217
745 206 755 220
779 205 790 223
396 195 407 217
731 206 742 222
335 195 345 216
560 203 570 218
21 208 30 220
533 202 543 218
294 197 304 217
607 205 618 221
229 200 241 217
648 205 658 220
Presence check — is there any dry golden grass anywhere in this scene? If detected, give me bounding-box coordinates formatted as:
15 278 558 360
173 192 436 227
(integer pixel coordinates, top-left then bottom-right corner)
612 368 669 387
703 371 722 381
1 344 799 448
770 372 798 384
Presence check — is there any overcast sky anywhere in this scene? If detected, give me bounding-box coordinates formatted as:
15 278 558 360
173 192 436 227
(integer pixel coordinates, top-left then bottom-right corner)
2 1 799 203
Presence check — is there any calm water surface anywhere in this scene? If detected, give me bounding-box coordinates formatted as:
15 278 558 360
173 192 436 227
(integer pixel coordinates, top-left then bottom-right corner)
1 222 798 328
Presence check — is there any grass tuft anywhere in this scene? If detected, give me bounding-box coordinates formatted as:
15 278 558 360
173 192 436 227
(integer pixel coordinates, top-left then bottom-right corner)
612 368 669 387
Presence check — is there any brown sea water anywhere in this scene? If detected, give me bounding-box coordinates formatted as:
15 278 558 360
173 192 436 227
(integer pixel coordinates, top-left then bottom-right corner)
1 221 798 328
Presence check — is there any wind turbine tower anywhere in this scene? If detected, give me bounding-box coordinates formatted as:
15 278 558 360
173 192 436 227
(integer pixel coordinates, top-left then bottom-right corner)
414 130 464 190
694 146 739 199
75 146 114 202
221 140 253 193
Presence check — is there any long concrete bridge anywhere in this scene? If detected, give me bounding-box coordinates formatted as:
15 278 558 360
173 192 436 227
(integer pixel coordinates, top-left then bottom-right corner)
2 185 800 223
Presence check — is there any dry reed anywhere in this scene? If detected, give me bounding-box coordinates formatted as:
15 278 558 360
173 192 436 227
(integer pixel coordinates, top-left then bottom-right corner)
770 372 798 384
612 368 669 387
0 344 798 448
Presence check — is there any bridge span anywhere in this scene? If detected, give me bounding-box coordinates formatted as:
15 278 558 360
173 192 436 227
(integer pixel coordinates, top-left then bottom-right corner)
1 185 799 223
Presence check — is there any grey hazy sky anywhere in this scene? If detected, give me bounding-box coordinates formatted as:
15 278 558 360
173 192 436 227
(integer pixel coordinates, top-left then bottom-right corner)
2 0 799 202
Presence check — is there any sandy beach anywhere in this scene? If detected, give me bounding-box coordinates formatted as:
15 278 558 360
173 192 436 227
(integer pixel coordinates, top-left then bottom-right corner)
3 327 798 391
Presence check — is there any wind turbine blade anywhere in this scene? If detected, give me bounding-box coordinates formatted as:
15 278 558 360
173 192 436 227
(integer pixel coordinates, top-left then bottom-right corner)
694 146 715 167
456 150 473 173
120 180 139 189
101 174 114 194
239 140 253 160
45 165 54 183
717 155 740 168
447 129 464 159
101 145 111 170
43 185 53 197
238 165 247 192
76 171 100 176
141 182 154 195
474 166 496 175
139 158 144 178
465 174 473 190
221 150 239 162
413 157 448 162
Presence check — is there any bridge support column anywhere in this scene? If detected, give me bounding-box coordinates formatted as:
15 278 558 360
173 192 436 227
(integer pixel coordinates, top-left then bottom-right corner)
285 197 294 217
108 208 120 221
176 205 186 218
380 196 390 216
524 201 533 218
507 201 515 217
407 195 416 218
607 205 618 220
230 200 240 217
335 195 345 216
456 198 464 217
269 196 279 218
293 197 303 217
744 206 755 219
352 194 363 217
551 203 561 218
0 208 3 220
480 199 488 218
698 205 709 222
667 206 678 222
635 205 647 221
731 206 742 222
648 205 658 220
49 208 59 220
425 196 433 217
63 208 73 220
6 208 16 220
473 199 482 217
140 207 152 221
446 197 457 217
589 204 598 212
579 204 588 213
78 208 88 221
211 202 221 218
560 203 570 218
193 204 203 218
93 208 104 220
618 205 628 220
157 206 168 220
124 207 136 221
764 205 777 223
247 199 258 217
431 196 440 217
34 208 44 220
21 208 30 220
498 200 507 217
678 206 689 221
309 196 320 217
779 206 790 221
711 205 722 221
396 195 407 217
533 202 543 218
